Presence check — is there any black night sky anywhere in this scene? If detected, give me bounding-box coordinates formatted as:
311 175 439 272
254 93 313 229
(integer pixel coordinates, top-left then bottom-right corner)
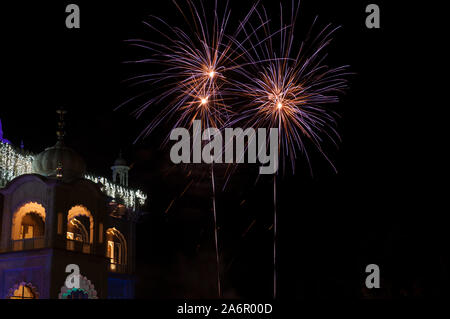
1 0 446 300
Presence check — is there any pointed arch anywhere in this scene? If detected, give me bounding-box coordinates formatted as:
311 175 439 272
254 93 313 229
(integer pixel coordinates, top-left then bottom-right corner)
105 227 127 271
7 281 40 299
11 202 46 240
67 205 94 243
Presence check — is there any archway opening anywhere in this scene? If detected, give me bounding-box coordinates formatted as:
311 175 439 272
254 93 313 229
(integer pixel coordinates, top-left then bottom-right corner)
106 228 127 272
8 282 39 299
67 216 89 243
67 205 94 253
11 202 46 250
20 212 45 239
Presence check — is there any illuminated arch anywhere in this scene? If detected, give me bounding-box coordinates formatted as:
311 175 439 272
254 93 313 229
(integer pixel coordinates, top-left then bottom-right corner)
106 227 127 269
58 275 98 299
70 218 89 241
67 205 94 243
7 281 39 299
11 202 46 240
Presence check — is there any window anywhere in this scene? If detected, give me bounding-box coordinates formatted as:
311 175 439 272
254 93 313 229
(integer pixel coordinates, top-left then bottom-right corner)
107 241 122 265
57 213 63 234
15 212 44 240
67 218 88 242
20 224 34 239
99 223 104 243
11 202 46 241
106 228 127 272
9 284 37 299
66 205 94 245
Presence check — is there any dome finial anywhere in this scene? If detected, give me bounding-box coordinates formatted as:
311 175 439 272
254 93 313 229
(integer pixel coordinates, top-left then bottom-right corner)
56 161 63 179
32 108 86 181
56 108 67 143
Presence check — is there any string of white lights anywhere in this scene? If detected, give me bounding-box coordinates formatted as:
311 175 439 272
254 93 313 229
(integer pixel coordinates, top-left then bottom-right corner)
0 141 147 209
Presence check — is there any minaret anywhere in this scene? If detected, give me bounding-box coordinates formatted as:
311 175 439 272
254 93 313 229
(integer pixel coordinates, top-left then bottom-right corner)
0 118 11 144
111 151 130 186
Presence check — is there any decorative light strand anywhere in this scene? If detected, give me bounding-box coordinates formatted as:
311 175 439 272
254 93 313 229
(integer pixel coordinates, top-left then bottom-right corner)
0 141 147 209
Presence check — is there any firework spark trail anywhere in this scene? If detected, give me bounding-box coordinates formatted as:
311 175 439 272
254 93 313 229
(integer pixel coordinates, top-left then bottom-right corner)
227 1 351 298
119 0 264 298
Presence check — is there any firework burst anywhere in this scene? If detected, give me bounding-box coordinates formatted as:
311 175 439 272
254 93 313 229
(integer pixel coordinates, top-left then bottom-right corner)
120 0 350 299
226 1 351 298
120 0 257 141
229 2 350 174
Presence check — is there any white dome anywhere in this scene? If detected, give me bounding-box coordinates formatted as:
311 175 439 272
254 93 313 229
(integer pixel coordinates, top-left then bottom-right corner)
32 141 86 181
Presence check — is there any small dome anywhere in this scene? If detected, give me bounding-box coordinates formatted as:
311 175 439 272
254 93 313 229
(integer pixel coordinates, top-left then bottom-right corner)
32 141 86 181
113 153 127 166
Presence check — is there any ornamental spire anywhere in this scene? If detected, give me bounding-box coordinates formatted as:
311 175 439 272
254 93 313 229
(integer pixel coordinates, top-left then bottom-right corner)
56 108 67 143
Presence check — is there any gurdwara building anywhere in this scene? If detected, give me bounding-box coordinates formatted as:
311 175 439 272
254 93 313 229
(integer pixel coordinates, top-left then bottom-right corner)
0 116 147 299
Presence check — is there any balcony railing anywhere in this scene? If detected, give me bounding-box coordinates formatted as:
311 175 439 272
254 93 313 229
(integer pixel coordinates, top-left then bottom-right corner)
66 239 92 254
0 238 95 255
9 237 46 251
109 263 127 273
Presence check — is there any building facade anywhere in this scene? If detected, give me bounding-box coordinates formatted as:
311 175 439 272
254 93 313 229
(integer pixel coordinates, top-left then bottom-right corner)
0 117 147 299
